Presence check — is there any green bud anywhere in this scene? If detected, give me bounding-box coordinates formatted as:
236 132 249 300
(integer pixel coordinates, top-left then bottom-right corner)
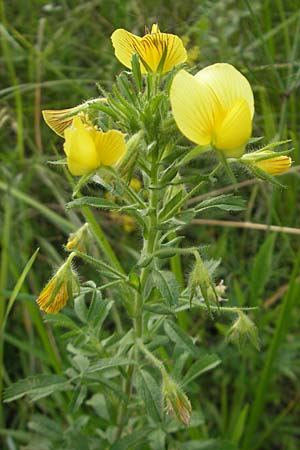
163 374 192 427
117 130 144 179
227 310 260 350
65 223 90 252
189 252 218 313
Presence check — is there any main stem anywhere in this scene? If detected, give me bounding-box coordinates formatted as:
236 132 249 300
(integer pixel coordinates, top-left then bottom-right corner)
134 150 159 339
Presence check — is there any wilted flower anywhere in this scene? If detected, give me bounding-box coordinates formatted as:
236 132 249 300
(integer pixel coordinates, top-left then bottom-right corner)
36 256 78 314
64 116 126 175
111 24 187 74
42 99 106 137
170 63 254 157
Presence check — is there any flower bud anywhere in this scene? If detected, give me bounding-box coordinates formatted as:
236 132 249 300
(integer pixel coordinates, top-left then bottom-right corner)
65 223 90 252
189 252 218 311
163 375 192 427
227 310 260 350
241 150 292 176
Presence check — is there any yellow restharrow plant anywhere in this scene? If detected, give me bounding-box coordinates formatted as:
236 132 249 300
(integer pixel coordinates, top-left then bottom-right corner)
111 24 187 74
170 63 254 157
63 116 126 176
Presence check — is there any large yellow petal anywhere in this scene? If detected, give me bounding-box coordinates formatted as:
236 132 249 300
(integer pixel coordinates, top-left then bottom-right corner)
64 117 100 175
94 130 126 165
111 27 187 74
213 98 252 157
111 29 143 70
195 63 254 118
170 70 222 146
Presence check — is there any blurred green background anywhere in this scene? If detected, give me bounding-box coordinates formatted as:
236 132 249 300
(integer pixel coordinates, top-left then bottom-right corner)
1 0 300 449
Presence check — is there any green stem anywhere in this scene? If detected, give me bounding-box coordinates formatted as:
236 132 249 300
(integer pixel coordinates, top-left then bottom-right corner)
135 150 160 338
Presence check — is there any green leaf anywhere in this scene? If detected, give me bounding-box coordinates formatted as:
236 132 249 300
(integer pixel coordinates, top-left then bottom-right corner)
144 303 176 316
87 357 135 374
4 374 70 403
110 427 154 450
74 294 88 323
250 234 276 305
91 298 113 332
158 190 183 221
182 354 221 387
164 321 200 357
196 194 245 213
86 393 110 421
43 314 80 330
145 270 179 305
68 385 87 413
2 248 39 330
177 439 238 450
231 404 249 444
66 197 119 210
136 369 163 422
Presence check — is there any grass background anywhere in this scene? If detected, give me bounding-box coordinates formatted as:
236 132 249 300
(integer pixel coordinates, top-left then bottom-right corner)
1 0 300 449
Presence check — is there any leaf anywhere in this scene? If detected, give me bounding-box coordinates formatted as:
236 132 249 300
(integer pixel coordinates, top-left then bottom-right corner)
182 354 221 387
231 404 249 444
164 321 200 357
2 248 39 330
66 197 119 210
43 314 79 330
158 190 183 221
196 194 245 213
250 233 276 305
136 369 163 423
144 303 176 316
145 270 179 305
90 298 114 332
68 385 87 413
110 427 154 450
87 357 135 374
86 393 110 421
4 374 70 403
177 439 238 450
74 294 88 323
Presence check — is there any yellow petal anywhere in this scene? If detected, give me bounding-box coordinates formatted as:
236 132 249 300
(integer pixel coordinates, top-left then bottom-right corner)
170 70 222 146
111 27 187 73
213 98 252 157
256 155 292 175
94 130 126 165
42 108 77 137
195 63 254 118
36 278 68 314
151 24 160 33
64 117 100 175
111 29 143 70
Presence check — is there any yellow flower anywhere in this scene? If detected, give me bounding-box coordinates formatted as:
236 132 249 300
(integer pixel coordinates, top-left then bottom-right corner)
170 63 254 157
64 116 126 176
111 24 187 74
254 152 291 175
